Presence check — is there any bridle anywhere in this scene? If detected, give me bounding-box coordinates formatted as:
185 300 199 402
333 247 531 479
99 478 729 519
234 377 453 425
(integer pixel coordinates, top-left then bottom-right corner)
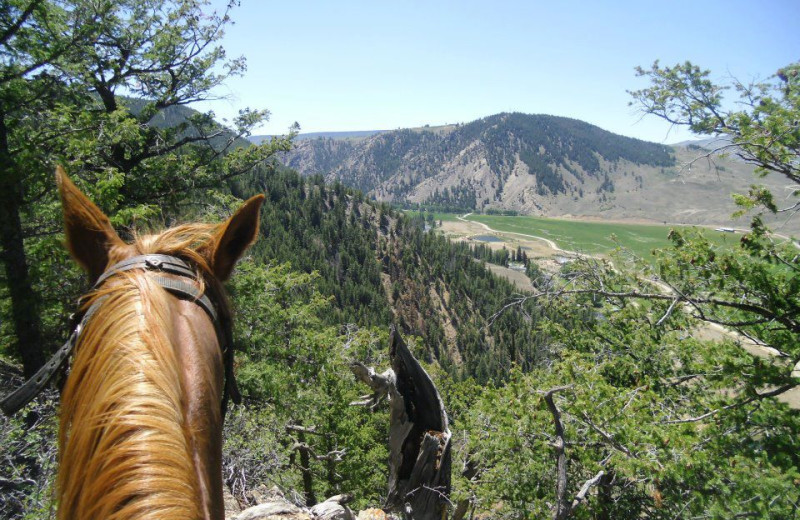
1 254 240 416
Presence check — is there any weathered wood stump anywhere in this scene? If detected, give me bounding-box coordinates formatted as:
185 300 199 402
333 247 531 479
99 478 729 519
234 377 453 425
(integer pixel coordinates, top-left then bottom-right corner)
232 327 450 520
351 327 452 520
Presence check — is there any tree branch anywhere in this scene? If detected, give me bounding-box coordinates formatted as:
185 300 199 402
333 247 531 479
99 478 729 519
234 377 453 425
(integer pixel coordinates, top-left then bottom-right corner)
662 383 797 424
568 470 606 515
539 385 572 520
577 412 635 459
502 287 800 334
0 0 43 47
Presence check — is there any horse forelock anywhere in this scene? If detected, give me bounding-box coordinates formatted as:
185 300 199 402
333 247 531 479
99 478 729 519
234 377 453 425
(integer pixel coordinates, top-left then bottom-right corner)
135 223 215 273
133 222 232 317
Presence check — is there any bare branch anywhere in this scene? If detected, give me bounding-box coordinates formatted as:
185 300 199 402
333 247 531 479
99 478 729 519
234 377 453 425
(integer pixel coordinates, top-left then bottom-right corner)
662 383 797 424
539 386 571 520
656 297 681 326
569 470 606 514
285 424 329 437
500 287 800 334
577 412 635 459
290 442 347 463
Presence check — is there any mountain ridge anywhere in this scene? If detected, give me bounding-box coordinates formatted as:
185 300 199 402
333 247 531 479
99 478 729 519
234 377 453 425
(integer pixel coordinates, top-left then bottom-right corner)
275 112 796 232
250 129 390 144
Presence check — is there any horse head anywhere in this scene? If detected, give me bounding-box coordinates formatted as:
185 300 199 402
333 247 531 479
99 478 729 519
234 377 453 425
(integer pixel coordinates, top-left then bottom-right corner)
55 166 262 519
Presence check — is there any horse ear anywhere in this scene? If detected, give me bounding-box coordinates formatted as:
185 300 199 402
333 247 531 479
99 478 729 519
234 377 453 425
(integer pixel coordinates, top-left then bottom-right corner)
56 166 125 283
210 195 265 281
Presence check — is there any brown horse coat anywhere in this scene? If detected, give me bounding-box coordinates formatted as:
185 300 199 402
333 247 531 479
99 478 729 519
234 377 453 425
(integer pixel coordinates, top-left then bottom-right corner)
55 167 262 519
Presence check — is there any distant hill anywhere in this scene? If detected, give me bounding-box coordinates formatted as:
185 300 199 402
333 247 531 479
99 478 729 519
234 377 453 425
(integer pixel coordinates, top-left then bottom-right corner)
249 129 388 145
122 96 252 150
278 113 797 232
672 135 733 150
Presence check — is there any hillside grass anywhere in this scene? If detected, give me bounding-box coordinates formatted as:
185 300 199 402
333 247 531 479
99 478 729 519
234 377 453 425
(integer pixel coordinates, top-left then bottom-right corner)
431 212 460 222
459 213 738 258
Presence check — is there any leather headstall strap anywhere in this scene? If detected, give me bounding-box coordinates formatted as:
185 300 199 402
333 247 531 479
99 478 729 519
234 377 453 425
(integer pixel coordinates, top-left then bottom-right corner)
1 254 240 418
0 297 105 415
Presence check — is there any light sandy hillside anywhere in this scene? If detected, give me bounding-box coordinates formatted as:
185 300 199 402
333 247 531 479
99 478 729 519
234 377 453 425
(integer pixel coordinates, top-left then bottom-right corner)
514 145 798 232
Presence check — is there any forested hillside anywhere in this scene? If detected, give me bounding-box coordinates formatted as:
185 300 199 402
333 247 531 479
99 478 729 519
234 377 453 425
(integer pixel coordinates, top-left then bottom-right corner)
228 165 569 381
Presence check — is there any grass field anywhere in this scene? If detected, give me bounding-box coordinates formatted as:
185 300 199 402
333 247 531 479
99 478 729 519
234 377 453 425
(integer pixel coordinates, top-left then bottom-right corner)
457 214 738 258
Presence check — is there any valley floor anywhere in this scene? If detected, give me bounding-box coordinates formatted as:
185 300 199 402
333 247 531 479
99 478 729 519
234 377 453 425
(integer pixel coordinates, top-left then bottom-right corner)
438 215 800 409
439 215 588 278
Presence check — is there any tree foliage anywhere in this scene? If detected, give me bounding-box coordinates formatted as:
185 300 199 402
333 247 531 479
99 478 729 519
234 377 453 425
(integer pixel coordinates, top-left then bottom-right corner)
627 61 799 384
0 0 292 375
630 61 799 211
450 61 800 519
224 260 390 509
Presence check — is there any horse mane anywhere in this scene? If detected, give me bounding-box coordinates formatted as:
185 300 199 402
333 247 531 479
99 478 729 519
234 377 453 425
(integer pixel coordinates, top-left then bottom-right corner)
56 222 228 520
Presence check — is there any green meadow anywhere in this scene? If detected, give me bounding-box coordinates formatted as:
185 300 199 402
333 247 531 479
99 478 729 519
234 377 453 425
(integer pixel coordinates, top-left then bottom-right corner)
456 213 739 258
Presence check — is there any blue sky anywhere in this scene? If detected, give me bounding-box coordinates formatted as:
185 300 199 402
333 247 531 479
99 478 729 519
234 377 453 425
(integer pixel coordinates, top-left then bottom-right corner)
198 1 799 144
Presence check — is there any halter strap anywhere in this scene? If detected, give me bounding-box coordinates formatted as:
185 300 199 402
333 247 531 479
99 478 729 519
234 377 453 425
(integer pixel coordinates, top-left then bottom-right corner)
1 254 239 416
94 254 198 287
0 299 104 415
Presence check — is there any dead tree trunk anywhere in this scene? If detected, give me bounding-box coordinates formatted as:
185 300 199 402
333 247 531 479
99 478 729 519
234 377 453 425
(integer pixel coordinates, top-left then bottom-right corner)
293 427 317 506
351 327 451 520
542 386 605 520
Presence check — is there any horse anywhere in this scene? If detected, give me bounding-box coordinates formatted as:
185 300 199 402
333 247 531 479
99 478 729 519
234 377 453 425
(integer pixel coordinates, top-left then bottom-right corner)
53 166 263 519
